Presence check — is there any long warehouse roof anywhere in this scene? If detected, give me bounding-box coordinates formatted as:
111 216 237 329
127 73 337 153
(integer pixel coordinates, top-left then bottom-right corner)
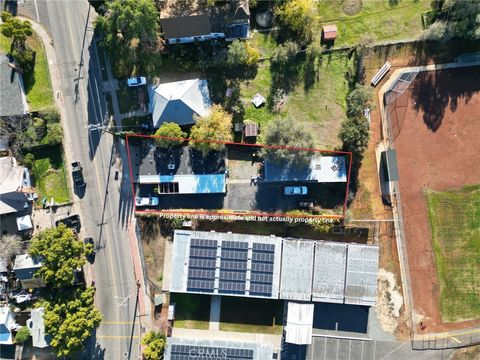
170 230 379 306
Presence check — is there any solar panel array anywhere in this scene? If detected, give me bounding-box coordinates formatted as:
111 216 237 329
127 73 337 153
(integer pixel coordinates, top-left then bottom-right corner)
250 243 275 297
170 344 254 360
187 238 217 292
219 241 248 295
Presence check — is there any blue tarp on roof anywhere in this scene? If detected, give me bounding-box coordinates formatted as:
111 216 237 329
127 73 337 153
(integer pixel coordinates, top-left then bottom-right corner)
0 324 11 342
226 23 249 39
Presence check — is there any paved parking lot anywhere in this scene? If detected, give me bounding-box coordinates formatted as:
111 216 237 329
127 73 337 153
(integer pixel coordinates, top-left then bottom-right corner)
305 337 453 360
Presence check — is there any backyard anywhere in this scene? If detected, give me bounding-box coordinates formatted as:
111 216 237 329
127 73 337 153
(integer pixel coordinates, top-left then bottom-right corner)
205 32 356 149
318 0 430 46
30 145 70 205
426 185 480 323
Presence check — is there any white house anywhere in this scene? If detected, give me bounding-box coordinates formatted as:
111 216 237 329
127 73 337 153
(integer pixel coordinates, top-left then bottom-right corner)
148 79 211 128
0 306 17 345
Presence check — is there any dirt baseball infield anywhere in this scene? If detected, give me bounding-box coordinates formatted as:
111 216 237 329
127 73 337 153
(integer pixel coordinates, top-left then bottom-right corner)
388 66 480 332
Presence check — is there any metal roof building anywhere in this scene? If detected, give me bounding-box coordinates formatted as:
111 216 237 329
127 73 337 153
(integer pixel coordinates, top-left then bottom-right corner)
312 242 347 303
284 302 314 345
164 337 273 360
279 240 314 301
344 244 379 306
170 230 282 298
138 174 226 194
264 156 347 183
280 239 379 306
170 231 379 306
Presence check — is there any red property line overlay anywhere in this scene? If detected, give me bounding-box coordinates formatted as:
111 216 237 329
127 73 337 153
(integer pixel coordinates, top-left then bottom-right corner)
125 134 353 220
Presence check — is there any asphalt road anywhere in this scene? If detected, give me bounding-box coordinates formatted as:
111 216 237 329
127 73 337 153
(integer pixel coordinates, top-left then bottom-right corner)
29 1 139 358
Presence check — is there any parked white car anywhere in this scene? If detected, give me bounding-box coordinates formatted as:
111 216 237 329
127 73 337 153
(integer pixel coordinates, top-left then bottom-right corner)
127 76 146 87
284 186 308 196
135 197 159 207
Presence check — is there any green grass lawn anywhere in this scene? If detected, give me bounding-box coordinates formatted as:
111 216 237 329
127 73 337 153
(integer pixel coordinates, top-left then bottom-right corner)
219 297 283 335
240 41 353 148
30 145 70 205
318 0 431 47
426 185 480 322
1 31 54 110
170 293 211 330
25 32 54 111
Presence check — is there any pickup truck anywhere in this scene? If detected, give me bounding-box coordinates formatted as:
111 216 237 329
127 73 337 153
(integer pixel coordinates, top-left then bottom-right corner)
71 161 86 187
55 214 81 233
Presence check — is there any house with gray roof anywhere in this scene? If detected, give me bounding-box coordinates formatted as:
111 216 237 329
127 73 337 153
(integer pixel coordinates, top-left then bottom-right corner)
134 144 226 195
148 79 211 127
0 54 28 118
13 254 44 289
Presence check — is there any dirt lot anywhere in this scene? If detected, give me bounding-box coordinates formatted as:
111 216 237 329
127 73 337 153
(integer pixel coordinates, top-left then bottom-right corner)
387 66 480 332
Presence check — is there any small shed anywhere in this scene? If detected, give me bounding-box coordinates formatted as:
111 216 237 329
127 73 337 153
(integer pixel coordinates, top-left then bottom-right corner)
322 25 338 42
243 122 259 138
251 93 266 108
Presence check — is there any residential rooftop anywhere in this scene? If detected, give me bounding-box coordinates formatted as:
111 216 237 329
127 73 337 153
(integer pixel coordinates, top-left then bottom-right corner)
0 54 27 117
264 156 348 183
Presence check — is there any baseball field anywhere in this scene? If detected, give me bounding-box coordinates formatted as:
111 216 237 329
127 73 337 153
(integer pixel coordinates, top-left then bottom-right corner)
385 66 480 331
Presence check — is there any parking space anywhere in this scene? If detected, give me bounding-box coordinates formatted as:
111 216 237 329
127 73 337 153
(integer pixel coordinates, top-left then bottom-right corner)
306 337 453 360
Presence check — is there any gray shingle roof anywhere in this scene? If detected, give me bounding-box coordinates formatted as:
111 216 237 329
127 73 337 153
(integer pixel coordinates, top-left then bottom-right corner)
0 54 27 117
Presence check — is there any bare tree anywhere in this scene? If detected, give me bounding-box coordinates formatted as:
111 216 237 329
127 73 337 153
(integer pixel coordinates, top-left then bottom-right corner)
0 234 22 267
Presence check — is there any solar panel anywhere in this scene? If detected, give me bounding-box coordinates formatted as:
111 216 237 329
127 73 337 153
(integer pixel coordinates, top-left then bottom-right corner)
170 344 254 360
190 248 217 259
188 269 215 279
250 272 273 284
222 240 248 250
250 262 274 273
191 238 217 248
249 283 272 296
251 252 274 263
219 270 246 282
221 249 248 260
218 280 246 293
189 258 216 269
220 260 248 271
252 243 275 253
187 279 215 292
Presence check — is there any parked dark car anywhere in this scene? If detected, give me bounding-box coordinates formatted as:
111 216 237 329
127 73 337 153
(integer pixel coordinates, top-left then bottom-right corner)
71 161 86 187
55 214 81 233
